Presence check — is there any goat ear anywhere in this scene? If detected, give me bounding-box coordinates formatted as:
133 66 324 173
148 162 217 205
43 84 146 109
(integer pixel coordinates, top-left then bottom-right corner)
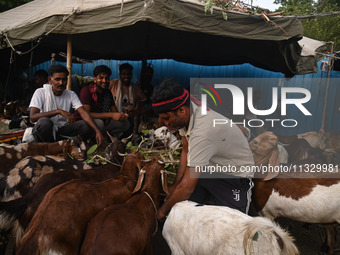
62 140 71 159
161 170 169 195
132 170 145 194
263 147 280 181
121 133 133 144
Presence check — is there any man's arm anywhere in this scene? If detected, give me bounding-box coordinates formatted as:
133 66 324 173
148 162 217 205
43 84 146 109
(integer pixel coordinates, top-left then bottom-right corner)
30 107 75 123
127 85 146 116
111 104 119 113
127 100 145 117
82 104 128 121
171 137 188 190
157 137 199 220
77 106 104 145
157 166 200 220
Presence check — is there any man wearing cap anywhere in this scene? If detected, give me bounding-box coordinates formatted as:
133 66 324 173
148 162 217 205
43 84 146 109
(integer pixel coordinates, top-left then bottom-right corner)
152 78 254 220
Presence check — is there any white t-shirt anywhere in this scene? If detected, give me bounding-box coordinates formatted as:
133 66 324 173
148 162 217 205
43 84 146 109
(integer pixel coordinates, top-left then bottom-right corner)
29 85 83 128
180 102 254 178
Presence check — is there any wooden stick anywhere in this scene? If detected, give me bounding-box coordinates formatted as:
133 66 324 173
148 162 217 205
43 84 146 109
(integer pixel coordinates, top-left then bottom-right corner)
67 35 72 90
286 11 340 19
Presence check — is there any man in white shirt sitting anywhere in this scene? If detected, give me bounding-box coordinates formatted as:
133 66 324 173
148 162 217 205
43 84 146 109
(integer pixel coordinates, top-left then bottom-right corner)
29 65 104 145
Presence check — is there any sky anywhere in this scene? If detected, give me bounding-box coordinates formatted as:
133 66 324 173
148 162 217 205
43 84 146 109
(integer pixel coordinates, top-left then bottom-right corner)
251 0 281 11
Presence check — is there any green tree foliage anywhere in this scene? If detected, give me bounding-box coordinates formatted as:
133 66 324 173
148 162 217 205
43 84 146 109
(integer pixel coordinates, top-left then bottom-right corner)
274 0 340 50
0 0 33 12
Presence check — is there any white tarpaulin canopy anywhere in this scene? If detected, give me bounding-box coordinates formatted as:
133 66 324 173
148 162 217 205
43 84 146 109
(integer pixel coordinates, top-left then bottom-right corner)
0 0 309 75
296 36 327 74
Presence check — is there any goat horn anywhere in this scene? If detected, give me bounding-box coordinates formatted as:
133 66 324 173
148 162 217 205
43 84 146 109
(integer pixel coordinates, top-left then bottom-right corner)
106 131 117 143
121 133 134 144
142 159 152 163
117 151 128 157
161 170 169 195
132 169 145 194
158 159 165 165
62 139 71 159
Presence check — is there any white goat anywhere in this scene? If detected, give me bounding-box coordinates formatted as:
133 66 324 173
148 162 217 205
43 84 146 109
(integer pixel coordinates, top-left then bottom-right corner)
163 201 298 255
153 126 181 150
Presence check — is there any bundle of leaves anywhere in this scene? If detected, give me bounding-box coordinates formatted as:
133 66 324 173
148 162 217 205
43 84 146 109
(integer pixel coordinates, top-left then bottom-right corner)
86 130 182 184
126 130 181 184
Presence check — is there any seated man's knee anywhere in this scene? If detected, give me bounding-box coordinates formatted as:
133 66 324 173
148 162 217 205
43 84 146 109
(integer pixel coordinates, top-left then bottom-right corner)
77 120 92 136
33 117 54 142
121 119 130 131
94 119 105 131
36 117 53 129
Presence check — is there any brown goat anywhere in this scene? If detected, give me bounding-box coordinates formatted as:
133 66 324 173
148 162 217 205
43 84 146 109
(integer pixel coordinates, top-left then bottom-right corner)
0 140 127 252
0 155 93 202
0 136 86 178
80 157 168 255
250 131 340 255
3 101 20 119
16 152 144 255
0 138 126 203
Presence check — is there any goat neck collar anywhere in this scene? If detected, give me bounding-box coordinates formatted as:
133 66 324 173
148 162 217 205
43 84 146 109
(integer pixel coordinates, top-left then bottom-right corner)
143 191 157 213
143 191 158 236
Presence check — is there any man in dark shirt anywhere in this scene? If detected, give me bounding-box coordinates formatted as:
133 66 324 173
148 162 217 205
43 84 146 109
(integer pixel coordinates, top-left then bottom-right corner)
75 65 129 139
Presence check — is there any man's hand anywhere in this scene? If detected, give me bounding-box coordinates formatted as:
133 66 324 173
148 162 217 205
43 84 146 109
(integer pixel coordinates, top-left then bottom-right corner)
111 112 129 121
95 130 104 146
58 109 75 124
157 206 167 221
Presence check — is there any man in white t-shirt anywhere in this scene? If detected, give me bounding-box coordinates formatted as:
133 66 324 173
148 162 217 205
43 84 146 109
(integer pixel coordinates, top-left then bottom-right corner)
152 79 254 220
29 65 104 145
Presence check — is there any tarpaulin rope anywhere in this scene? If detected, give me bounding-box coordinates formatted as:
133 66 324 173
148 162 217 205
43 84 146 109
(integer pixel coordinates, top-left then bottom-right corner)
3 9 76 56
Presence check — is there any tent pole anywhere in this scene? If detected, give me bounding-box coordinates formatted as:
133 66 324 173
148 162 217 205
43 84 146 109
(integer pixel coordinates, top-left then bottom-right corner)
320 42 334 133
51 53 56 66
67 35 72 90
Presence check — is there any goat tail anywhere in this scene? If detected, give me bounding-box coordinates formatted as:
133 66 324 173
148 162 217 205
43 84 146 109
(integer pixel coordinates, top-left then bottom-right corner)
243 217 299 255
0 197 26 231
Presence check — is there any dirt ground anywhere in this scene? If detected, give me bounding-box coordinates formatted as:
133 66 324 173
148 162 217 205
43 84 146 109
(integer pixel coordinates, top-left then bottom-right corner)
152 219 340 255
